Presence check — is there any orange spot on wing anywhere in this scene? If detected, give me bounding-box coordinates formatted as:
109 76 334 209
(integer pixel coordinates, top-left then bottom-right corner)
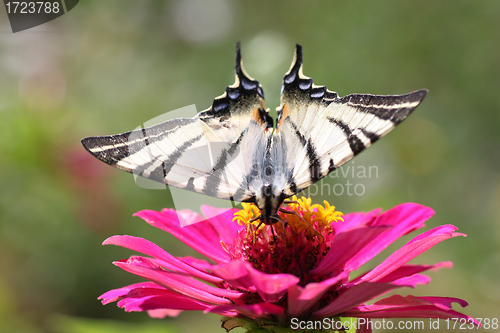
252 108 265 127
278 104 289 128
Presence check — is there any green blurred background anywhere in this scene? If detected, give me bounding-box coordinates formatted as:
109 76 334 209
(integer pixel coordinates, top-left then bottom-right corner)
0 1 499 332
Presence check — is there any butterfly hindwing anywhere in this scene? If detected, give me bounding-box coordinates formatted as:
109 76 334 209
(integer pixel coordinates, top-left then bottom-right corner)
274 45 427 195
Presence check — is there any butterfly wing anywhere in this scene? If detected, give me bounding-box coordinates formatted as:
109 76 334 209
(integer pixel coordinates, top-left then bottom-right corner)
273 45 427 196
81 44 272 202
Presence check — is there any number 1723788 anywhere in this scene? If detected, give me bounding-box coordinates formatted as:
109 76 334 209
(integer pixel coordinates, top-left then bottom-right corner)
445 317 498 329
5 1 60 14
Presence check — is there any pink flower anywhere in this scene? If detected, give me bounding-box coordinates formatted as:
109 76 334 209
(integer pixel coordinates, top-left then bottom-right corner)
99 197 477 332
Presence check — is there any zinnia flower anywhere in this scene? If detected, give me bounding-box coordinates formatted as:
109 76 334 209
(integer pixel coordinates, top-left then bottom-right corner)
99 197 477 332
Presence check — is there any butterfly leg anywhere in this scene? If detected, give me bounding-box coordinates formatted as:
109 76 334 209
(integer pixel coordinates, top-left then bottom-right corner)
250 215 262 223
249 215 264 243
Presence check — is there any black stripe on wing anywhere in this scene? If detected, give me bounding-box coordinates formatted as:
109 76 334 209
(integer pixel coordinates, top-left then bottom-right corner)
278 45 427 129
336 90 428 125
332 90 427 158
285 117 322 183
81 124 205 183
81 133 132 169
81 118 197 169
139 133 205 183
328 118 368 156
201 127 249 198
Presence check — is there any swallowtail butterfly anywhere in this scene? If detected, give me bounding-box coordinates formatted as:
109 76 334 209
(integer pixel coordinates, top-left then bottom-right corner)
82 44 427 225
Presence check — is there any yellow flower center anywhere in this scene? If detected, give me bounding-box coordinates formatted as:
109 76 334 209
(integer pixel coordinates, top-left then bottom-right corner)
232 196 344 238
224 196 344 283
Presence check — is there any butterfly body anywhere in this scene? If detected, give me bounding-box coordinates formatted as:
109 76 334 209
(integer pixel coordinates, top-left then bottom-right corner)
82 44 427 226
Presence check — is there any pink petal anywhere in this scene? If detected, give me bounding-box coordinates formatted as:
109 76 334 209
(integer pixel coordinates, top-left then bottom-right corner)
120 256 241 300
210 261 256 292
363 294 469 310
343 295 479 325
418 296 469 308
348 306 478 322
98 282 162 305
360 225 464 282
288 271 349 316
370 203 433 229
332 208 382 234
311 226 391 277
363 262 453 284
134 209 230 263
390 273 431 287
114 257 240 304
344 203 434 272
177 256 217 271
103 235 221 284
212 260 300 302
205 302 284 319
200 205 242 244
117 287 211 312
313 282 406 318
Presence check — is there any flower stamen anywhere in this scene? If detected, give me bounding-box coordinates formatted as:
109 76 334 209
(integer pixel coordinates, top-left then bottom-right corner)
226 196 344 283
233 196 343 237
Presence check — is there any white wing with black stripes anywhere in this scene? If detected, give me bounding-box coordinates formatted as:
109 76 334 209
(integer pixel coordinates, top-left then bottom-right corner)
271 45 427 198
81 43 427 223
81 43 273 203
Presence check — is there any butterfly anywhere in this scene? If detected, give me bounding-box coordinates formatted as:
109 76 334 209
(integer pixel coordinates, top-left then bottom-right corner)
81 43 427 226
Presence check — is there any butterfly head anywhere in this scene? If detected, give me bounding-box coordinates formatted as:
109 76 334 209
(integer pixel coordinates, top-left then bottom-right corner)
253 182 287 225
